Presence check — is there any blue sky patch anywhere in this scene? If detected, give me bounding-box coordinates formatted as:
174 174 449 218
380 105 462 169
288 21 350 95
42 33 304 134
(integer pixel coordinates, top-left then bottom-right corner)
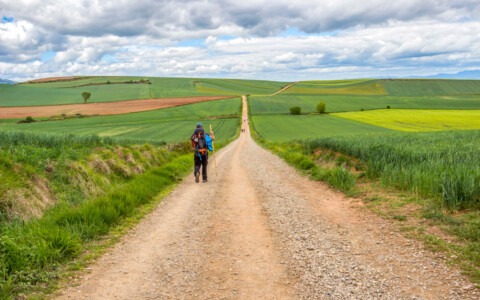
176 39 205 47
2 16 14 22
217 35 237 41
41 51 56 61
279 27 342 37
101 54 117 62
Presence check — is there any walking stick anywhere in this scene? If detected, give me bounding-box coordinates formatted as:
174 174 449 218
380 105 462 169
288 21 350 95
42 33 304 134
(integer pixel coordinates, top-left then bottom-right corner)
210 124 218 177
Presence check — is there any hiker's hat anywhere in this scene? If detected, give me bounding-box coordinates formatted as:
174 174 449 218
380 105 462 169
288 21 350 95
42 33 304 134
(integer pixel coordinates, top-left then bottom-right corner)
196 122 203 128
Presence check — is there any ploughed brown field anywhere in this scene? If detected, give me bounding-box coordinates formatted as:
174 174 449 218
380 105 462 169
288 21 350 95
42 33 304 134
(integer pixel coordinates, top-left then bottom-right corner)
23 76 82 83
0 96 235 119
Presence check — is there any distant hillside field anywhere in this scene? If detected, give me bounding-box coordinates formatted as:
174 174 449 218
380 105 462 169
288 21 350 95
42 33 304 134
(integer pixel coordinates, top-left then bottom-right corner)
0 82 152 106
3 76 480 143
249 94 480 115
381 79 480 96
282 81 387 95
0 76 289 107
248 78 480 141
0 97 241 143
195 78 288 95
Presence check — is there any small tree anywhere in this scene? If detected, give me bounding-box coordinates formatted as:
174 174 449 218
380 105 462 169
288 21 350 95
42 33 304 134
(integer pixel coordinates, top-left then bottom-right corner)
316 101 326 114
290 106 301 115
81 92 91 104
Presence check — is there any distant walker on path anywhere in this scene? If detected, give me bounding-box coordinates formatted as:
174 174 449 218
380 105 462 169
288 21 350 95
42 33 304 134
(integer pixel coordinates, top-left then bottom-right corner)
191 123 215 183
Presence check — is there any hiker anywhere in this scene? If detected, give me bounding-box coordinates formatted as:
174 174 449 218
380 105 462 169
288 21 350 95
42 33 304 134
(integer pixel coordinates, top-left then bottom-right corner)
191 123 215 183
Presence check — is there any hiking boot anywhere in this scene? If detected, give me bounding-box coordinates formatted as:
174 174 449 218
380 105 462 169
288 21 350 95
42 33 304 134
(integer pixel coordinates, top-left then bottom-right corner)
195 173 200 183
202 179 208 183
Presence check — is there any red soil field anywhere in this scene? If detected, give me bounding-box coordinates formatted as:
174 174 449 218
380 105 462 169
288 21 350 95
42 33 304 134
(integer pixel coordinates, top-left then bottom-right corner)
0 96 235 119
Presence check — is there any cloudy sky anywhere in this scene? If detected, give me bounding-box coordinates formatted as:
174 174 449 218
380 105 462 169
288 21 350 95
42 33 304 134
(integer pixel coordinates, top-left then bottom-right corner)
1 0 480 81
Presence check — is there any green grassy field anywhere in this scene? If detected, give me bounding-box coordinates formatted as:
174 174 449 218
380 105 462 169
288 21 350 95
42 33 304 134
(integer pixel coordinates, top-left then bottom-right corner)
1 118 238 143
381 79 480 96
249 94 480 115
303 130 480 209
0 97 241 143
251 114 390 141
334 109 480 131
0 82 151 106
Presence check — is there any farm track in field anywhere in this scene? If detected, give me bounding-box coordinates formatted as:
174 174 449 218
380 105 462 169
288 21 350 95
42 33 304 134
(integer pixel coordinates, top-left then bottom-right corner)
56 96 479 299
269 81 299 95
0 96 235 119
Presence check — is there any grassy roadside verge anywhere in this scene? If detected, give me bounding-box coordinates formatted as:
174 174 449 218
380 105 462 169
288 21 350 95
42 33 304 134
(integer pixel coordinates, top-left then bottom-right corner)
248 112 480 287
1 153 192 298
0 132 190 298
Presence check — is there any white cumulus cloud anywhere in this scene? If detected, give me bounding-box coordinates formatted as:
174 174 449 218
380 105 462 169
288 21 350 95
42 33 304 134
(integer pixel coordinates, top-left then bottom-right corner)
0 0 479 80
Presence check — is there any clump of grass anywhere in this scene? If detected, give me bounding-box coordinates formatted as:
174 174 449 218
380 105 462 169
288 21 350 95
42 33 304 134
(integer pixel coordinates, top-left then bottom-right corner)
311 166 356 191
393 215 407 221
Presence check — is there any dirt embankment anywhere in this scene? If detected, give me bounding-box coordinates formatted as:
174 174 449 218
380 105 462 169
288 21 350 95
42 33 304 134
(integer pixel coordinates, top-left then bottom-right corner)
0 96 235 119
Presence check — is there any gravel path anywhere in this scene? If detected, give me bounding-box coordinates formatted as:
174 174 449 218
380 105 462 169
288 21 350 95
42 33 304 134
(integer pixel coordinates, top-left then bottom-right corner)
55 96 479 299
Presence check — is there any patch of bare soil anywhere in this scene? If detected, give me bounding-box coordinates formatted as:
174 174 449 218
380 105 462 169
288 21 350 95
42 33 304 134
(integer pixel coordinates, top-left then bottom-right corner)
23 76 83 83
0 96 235 119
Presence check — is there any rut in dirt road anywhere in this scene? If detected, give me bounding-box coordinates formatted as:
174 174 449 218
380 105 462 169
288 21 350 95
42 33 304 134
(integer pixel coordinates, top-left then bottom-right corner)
56 95 478 299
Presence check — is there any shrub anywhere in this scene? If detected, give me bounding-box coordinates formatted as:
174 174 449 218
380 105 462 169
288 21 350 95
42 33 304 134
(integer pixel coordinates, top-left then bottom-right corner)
16 116 35 124
290 106 301 115
387 105 391 109
316 101 326 113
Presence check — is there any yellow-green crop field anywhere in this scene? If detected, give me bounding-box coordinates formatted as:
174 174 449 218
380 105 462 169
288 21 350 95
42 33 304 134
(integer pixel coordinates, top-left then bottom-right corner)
333 109 480 131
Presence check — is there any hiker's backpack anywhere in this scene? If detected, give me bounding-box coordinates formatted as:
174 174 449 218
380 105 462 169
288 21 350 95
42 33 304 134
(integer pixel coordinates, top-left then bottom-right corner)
191 129 207 155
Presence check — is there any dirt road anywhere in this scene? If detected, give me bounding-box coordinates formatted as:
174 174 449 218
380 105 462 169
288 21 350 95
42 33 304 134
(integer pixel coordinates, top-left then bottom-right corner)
0 96 234 119
56 96 478 299
269 82 298 96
